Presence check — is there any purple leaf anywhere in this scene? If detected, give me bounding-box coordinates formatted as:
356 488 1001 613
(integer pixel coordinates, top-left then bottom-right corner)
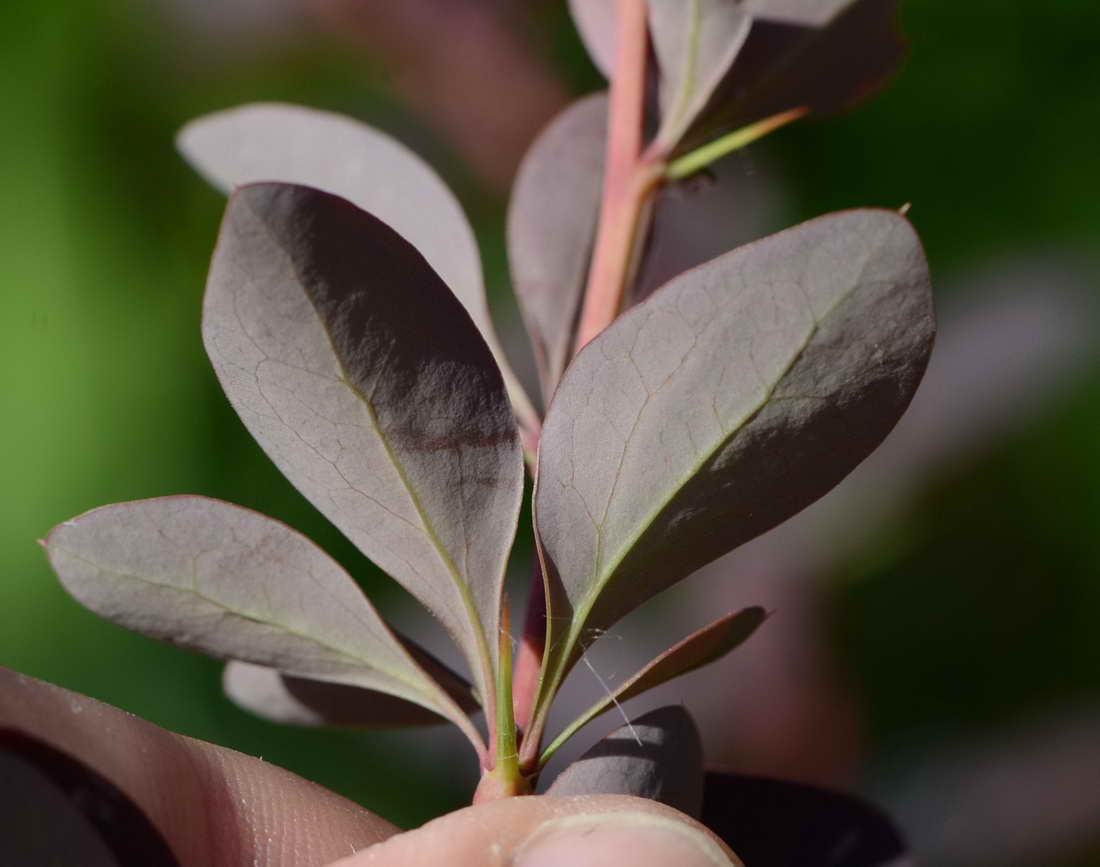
545 608 765 759
178 102 537 432
45 496 482 744
508 94 608 396
535 209 933 700
686 0 905 151
702 772 908 866
223 658 478 729
202 183 525 712
546 705 704 818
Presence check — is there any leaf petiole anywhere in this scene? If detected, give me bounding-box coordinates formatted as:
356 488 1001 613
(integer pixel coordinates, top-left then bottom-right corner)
473 603 530 801
664 106 809 181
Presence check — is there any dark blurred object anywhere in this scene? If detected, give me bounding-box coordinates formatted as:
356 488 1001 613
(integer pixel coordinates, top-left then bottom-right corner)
702 772 907 867
891 706 1100 867
0 729 180 866
304 0 570 188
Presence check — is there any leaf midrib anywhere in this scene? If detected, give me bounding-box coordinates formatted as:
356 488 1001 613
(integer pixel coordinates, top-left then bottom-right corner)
55 544 438 704
664 0 704 135
253 207 498 703
568 247 876 655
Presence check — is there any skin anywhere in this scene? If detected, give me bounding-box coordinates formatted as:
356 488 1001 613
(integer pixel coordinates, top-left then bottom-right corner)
0 668 738 867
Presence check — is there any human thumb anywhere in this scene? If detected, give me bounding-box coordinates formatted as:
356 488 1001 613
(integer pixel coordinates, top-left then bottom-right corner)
325 794 742 867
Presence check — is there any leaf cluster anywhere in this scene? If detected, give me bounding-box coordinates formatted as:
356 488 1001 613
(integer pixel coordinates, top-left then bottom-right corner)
44 0 932 803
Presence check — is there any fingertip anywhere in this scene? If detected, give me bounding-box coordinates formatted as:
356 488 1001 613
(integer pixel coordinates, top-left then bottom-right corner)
326 795 740 867
0 668 400 866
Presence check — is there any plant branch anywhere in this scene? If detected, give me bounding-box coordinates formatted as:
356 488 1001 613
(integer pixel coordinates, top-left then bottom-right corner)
473 603 530 802
511 558 546 735
512 0 665 774
573 0 655 353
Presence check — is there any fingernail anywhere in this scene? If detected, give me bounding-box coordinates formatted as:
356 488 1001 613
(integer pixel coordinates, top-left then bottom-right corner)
513 811 733 867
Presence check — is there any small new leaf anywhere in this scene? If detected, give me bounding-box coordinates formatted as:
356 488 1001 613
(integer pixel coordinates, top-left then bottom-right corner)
535 209 933 704
542 607 766 764
203 183 525 716
45 496 482 748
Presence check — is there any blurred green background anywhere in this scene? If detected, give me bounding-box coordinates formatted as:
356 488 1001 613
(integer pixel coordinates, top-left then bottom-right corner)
2 0 1098 862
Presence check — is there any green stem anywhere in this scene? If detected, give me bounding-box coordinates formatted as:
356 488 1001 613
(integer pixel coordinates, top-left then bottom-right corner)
665 107 808 181
472 604 529 801
495 606 519 775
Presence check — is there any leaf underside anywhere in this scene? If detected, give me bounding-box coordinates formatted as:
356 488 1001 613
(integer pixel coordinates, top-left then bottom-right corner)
45 496 475 736
684 0 905 152
567 0 904 154
648 0 752 152
567 0 617 77
202 183 524 709
546 705 704 819
546 607 766 760
178 102 537 431
508 93 608 398
223 659 477 729
535 208 934 696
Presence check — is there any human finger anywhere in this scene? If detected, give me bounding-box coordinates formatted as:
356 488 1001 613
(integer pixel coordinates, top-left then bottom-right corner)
326 793 742 867
0 667 400 866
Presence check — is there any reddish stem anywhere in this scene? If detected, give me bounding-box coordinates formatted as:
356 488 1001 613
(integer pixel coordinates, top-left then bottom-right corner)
573 0 651 353
511 558 546 735
509 0 657 775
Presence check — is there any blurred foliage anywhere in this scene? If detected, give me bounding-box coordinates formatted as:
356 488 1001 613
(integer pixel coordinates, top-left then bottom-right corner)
1 0 1097 854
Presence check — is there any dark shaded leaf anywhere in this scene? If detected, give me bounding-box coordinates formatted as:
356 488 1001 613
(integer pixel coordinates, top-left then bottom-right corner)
203 183 525 711
0 729 180 866
702 772 908 866
545 705 703 818
545 608 765 759
225 631 478 728
223 659 478 729
535 209 933 695
684 0 905 152
508 94 607 396
45 496 482 745
178 102 537 431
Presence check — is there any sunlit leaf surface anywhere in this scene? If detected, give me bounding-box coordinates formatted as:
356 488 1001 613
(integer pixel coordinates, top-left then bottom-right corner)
202 184 525 711
179 102 537 430
536 209 933 687
46 496 478 740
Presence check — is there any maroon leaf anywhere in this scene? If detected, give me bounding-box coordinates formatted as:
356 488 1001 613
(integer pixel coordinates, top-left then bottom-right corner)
684 0 905 152
542 608 766 761
545 705 704 818
701 772 908 866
